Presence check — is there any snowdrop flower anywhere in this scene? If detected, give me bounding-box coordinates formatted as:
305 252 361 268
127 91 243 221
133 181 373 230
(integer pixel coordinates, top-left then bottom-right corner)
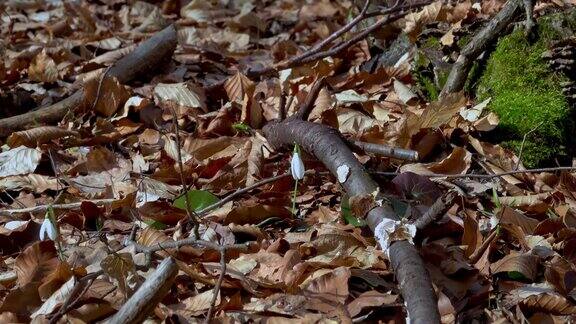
39 217 58 241
291 151 305 180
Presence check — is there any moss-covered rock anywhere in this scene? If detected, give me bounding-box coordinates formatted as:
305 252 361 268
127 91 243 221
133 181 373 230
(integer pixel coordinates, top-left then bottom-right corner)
476 10 576 167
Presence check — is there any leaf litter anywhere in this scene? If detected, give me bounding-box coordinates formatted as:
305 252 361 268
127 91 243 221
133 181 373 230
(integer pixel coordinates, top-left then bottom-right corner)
0 0 575 323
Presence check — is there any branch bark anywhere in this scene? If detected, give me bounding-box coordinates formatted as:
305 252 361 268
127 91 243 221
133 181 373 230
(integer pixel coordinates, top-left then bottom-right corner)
0 25 178 137
106 257 178 324
263 117 440 323
440 0 522 96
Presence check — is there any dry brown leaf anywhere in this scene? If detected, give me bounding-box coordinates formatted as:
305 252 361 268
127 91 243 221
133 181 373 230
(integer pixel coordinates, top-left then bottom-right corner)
302 267 351 313
346 290 398 317
7 126 79 148
100 253 137 296
154 82 207 112
84 75 130 117
0 174 58 193
490 252 539 281
224 72 254 104
14 241 59 288
28 50 58 83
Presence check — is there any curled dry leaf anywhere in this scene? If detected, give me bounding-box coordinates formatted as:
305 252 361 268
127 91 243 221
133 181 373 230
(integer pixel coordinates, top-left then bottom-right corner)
7 126 79 148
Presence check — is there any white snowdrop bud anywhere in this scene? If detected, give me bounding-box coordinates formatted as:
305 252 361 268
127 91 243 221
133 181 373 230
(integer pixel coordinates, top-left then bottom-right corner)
39 217 58 241
290 152 305 180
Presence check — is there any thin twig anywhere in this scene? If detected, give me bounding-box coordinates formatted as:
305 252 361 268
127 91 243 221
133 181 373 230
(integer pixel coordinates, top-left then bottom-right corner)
515 121 544 170
295 77 326 120
350 140 419 161
197 173 291 217
278 91 287 120
91 66 112 112
48 270 104 324
205 249 226 323
0 198 117 216
131 237 250 254
469 229 498 264
169 107 201 238
305 0 371 57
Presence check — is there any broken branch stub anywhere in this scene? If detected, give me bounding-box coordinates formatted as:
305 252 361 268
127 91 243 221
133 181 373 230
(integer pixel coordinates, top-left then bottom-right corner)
440 0 522 96
0 24 178 137
263 117 440 324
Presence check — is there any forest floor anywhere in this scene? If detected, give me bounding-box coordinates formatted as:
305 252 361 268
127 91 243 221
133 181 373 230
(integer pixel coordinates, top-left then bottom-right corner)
1 0 576 323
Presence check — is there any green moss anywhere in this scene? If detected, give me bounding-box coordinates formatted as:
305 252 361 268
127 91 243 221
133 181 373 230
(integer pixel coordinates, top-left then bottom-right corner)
414 36 445 101
477 12 576 167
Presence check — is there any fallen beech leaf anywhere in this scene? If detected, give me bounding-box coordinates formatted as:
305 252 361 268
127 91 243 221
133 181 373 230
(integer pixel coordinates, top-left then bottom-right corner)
7 126 79 148
224 72 254 103
177 289 220 316
100 253 137 296
346 290 398 317
497 206 539 235
84 75 130 117
38 261 74 300
154 82 206 112
417 91 466 130
491 252 539 281
0 146 42 177
0 174 58 193
349 193 377 219
393 79 418 105
302 267 350 313
14 241 59 287
28 50 58 83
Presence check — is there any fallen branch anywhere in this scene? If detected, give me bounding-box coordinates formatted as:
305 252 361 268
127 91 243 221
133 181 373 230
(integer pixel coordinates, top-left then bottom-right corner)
48 270 104 324
106 257 178 324
206 249 226 323
0 25 178 137
351 140 419 161
413 191 457 229
0 198 117 216
371 166 576 179
246 1 431 78
263 91 440 323
440 0 522 96
131 237 251 255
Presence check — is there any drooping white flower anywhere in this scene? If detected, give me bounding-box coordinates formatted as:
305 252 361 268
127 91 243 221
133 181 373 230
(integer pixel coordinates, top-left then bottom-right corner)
39 217 58 241
290 151 305 180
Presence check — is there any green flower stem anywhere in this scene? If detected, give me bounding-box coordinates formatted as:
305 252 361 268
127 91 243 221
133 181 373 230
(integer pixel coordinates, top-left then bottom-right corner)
291 179 299 215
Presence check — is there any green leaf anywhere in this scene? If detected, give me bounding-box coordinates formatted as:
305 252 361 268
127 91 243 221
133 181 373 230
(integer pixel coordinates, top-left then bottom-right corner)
232 123 251 134
507 271 528 281
143 219 167 230
341 194 367 227
173 189 219 212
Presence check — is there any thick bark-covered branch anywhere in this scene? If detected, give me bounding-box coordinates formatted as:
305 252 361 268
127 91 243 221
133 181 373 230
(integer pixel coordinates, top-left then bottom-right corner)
263 118 440 324
0 25 178 137
106 257 178 324
440 0 522 96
